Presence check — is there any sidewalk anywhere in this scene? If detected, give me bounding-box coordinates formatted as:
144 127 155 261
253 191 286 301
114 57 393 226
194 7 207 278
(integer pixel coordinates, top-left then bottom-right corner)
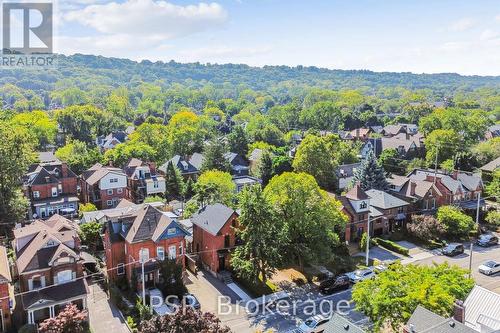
87 283 130 333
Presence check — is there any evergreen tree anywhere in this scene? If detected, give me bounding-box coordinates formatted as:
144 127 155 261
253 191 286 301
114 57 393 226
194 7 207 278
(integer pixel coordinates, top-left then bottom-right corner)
228 125 249 158
353 149 390 191
201 139 231 172
165 161 185 200
257 151 273 187
184 177 195 199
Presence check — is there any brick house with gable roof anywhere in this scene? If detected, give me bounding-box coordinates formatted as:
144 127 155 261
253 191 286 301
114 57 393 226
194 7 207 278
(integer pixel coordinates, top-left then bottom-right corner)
13 214 88 325
0 246 12 332
103 204 189 292
80 163 128 209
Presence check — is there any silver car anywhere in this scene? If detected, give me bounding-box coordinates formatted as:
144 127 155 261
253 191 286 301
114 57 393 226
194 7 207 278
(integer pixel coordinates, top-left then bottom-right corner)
478 261 500 276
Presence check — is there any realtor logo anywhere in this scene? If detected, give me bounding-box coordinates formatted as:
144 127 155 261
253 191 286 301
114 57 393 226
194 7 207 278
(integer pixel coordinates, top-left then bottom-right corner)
1 1 54 67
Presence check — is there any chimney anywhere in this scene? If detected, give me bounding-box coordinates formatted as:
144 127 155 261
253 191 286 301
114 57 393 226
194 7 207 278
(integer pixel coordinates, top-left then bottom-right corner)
61 163 69 177
406 132 410 140
410 181 417 196
356 128 360 139
452 170 459 180
453 300 465 323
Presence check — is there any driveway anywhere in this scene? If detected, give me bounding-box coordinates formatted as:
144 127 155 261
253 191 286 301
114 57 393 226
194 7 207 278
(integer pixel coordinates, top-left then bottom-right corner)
87 282 130 333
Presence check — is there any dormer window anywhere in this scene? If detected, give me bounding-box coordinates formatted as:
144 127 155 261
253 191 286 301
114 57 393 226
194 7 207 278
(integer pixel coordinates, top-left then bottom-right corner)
360 201 367 209
167 227 176 235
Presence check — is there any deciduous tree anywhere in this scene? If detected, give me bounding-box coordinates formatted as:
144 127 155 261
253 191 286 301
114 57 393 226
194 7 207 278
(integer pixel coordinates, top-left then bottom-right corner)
139 308 231 333
195 170 235 207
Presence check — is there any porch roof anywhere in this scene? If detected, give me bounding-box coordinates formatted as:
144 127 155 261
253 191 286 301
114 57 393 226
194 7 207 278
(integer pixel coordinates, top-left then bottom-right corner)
21 279 88 310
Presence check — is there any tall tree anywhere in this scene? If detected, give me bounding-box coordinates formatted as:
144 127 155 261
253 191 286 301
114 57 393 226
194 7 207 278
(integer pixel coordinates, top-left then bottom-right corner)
55 140 102 174
231 186 283 283
228 125 249 158
0 123 35 226
437 206 475 238
257 151 273 187
352 262 474 330
166 111 206 157
10 111 57 149
164 161 185 201
157 259 187 299
264 172 347 269
195 170 235 207
353 149 390 190
201 139 231 172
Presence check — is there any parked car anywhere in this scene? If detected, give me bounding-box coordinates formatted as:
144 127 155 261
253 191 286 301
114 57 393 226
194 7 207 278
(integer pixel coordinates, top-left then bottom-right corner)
476 234 499 247
347 268 375 283
319 274 350 295
148 288 175 315
442 243 464 257
183 293 201 310
298 314 330 333
478 261 500 276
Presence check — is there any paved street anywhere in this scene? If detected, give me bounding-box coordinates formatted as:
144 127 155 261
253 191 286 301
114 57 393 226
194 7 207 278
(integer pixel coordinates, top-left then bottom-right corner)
87 282 130 333
414 242 500 293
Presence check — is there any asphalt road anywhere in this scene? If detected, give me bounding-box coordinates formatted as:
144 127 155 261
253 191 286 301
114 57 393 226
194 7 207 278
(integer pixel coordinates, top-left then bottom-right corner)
413 242 500 293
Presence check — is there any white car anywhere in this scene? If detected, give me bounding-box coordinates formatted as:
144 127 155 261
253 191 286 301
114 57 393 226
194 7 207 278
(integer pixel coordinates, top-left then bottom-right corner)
148 288 175 315
478 261 500 276
347 268 375 283
297 314 330 333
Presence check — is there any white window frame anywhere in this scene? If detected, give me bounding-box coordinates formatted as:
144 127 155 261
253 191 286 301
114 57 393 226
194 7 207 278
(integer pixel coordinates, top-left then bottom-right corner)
168 245 176 260
56 270 73 284
139 248 149 263
33 191 40 199
51 187 58 197
117 188 123 194
157 247 165 261
107 200 113 207
107 189 113 195
117 263 125 275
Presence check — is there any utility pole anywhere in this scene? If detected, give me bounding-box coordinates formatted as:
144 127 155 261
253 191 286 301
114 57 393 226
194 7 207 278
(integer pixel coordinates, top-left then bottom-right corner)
366 214 371 266
433 143 439 185
469 192 481 278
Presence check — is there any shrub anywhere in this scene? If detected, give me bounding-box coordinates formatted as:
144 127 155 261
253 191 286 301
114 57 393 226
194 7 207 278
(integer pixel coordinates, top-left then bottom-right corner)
374 238 409 256
18 324 36 333
437 206 475 239
485 210 500 226
407 215 445 241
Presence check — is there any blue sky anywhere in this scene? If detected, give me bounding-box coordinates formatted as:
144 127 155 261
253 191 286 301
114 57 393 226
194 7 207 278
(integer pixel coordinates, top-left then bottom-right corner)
54 0 500 75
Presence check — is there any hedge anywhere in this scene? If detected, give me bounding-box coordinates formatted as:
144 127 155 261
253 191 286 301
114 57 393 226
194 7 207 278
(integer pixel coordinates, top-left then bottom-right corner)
373 238 409 256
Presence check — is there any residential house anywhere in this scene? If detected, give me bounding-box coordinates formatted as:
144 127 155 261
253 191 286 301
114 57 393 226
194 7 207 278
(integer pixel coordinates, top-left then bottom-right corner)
360 135 423 160
484 124 500 140
80 163 128 209
324 313 366 333
365 188 411 235
102 204 189 290
349 128 372 141
335 163 361 191
232 176 262 193
381 124 406 137
191 204 239 276
360 138 383 158
404 305 475 333
23 160 79 220
388 175 445 212
224 152 250 176
0 246 12 332
159 155 200 180
95 131 128 152
188 152 204 172
461 285 500 332
407 169 484 209
124 158 166 203
480 157 500 179
248 148 263 173
338 184 372 242
13 215 88 325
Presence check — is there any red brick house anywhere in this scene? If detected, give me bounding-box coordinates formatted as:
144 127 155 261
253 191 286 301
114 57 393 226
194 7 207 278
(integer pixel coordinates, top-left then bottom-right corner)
339 183 410 242
103 204 189 292
23 160 79 220
124 158 166 204
388 175 445 212
0 246 12 332
13 215 88 325
191 204 240 275
80 163 128 209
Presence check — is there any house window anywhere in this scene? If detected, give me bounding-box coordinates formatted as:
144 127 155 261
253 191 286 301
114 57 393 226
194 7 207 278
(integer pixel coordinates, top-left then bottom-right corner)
139 248 149 263
107 200 113 207
56 270 73 284
107 189 113 195
168 245 176 260
30 276 44 290
397 206 404 214
58 184 62 194
117 263 125 275
167 228 176 235
33 191 40 199
110 178 118 183
157 247 165 260
51 187 58 197
117 188 123 194
360 201 367 209
432 198 436 209
153 181 159 188
358 214 364 221
224 235 231 248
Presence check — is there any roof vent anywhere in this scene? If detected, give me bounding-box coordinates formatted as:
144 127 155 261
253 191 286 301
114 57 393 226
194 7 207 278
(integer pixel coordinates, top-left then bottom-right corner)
343 324 349 330
409 324 415 333
449 321 455 328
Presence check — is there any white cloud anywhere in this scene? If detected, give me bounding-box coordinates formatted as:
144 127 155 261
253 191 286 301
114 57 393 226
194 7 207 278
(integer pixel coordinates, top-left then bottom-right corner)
448 17 476 31
178 45 272 61
64 0 228 39
480 29 499 41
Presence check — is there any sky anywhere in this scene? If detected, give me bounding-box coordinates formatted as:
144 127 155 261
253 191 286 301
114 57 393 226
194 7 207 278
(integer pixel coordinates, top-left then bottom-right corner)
51 0 500 75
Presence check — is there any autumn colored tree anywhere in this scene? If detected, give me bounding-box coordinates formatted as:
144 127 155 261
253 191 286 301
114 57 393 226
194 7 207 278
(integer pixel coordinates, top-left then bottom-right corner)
139 308 231 333
38 303 87 333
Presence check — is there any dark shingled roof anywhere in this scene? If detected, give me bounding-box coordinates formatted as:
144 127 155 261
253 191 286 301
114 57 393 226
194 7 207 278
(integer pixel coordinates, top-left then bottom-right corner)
21 279 88 310
191 204 236 236
406 305 476 333
324 312 366 333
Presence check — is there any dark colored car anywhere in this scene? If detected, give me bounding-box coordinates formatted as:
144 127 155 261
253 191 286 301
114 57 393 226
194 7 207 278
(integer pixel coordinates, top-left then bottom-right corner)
319 274 350 294
442 243 464 257
477 234 499 247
